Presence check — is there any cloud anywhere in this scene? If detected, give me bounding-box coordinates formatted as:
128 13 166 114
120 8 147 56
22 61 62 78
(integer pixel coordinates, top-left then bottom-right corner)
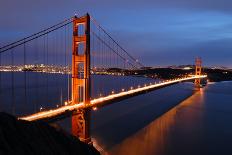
1 0 232 66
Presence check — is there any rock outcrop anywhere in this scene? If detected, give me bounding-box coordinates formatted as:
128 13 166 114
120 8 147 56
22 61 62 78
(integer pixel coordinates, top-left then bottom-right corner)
0 112 100 155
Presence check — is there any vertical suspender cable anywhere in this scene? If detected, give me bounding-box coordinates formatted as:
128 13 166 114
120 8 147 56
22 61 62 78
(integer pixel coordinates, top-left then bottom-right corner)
23 40 27 107
67 24 70 102
11 49 15 115
64 25 68 104
46 34 49 107
91 27 94 99
35 38 38 112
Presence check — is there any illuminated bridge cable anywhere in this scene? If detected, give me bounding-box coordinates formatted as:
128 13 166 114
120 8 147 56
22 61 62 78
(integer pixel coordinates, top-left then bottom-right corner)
91 31 137 69
23 40 27 106
0 20 73 54
64 25 68 103
90 16 145 68
35 38 38 113
0 17 73 53
11 49 15 115
46 34 49 108
67 24 70 102
0 15 75 113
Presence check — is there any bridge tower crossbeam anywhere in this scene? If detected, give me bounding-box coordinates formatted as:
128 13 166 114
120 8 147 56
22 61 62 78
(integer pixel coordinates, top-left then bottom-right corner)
195 57 202 87
71 14 91 144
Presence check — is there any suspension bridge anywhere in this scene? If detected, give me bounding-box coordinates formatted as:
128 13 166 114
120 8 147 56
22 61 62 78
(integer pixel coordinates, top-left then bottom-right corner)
0 13 206 144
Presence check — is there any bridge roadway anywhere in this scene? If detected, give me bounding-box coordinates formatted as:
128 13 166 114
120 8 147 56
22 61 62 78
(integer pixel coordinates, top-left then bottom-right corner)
19 75 207 122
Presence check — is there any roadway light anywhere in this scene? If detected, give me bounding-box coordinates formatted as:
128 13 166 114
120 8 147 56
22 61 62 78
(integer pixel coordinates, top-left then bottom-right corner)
92 107 97 111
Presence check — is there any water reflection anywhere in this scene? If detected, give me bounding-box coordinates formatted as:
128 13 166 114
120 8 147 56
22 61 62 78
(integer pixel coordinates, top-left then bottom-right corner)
107 88 205 155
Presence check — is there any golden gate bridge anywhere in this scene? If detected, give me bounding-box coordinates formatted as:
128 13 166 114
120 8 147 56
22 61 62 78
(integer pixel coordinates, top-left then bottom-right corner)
0 13 206 144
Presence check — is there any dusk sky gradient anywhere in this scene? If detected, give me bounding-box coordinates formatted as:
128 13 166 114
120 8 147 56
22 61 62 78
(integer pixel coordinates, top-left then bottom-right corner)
1 0 232 67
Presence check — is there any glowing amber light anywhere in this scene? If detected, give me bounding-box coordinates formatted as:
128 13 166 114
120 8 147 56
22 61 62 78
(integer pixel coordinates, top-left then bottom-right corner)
20 75 207 122
92 107 97 111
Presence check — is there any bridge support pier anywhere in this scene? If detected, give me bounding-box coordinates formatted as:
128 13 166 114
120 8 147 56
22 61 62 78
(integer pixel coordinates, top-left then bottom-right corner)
195 57 202 88
72 109 91 143
71 14 91 144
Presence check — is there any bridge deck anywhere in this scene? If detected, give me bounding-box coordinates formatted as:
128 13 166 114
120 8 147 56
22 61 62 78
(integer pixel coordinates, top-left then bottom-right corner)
19 75 207 121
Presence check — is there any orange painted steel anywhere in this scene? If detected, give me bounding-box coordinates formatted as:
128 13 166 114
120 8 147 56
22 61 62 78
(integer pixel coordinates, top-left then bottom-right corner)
20 75 207 123
195 57 202 87
71 13 91 143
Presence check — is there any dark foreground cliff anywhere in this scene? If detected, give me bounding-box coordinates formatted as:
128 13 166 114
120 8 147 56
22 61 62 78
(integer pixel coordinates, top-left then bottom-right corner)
0 112 100 155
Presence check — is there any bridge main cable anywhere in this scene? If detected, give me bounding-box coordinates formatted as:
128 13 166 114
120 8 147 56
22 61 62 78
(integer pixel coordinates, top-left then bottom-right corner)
90 16 145 69
91 30 138 69
0 17 74 53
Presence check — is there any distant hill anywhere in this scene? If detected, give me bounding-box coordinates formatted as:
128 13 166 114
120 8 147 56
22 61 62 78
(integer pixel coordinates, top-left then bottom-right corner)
132 68 232 82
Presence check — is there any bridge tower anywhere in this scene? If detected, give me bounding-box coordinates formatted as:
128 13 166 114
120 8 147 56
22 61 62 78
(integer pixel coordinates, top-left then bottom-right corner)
71 14 91 144
195 57 202 87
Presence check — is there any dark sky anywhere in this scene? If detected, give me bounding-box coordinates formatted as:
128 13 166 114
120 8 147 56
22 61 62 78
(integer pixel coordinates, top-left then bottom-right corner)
1 0 232 67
